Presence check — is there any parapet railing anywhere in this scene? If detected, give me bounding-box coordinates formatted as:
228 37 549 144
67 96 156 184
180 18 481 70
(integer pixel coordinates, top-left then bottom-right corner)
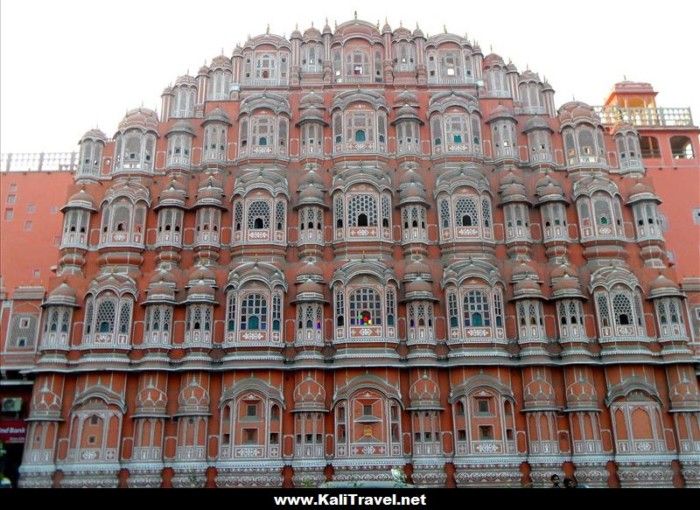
1 152 78 172
593 106 694 127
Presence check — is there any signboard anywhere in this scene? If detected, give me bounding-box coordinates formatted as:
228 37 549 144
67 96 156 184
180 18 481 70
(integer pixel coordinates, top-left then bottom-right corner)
0 420 27 444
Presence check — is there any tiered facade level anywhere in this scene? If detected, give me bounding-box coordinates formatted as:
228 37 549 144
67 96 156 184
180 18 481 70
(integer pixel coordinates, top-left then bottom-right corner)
13 18 700 488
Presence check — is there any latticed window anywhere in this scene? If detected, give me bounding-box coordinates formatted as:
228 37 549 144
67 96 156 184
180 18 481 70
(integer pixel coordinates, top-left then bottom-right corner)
275 201 286 230
118 301 132 334
84 301 94 335
440 200 451 228
463 290 491 327
482 198 492 228
234 202 243 231
381 195 391 228
208 69 231 100
272 294 282 331
349 288 382 326
145 305 171 334
255 53 276 80
594 198 612 226
241 293 267 331
97 299 116 333
248 201 270 229
386 288 396 327
445 114 468 144
493 290 504 327
612 293 633 326
252 116 274 147
455 197 478 227
226 293 237 332
596 294 611 328
348 194 377 227
558 300 583 326
335 196 344 228
448 293 459 328
335 290 345 326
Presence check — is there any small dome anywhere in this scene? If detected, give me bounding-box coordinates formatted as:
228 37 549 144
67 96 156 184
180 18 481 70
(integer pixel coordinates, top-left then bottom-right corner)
394 104 422 123
118 107 159 133
406 278 432 294
393 26 412 40
189 264 216 284
552 274 582 294
506 61 518 72
405 258 431 277
382 20 392 34
297 259 324 281
519 69 540 82
198 65 210 76
500 172 530 204
79 128 107 144
486 104 516 123
535 174 567 204
512 262 537 280
322 19 332 34
299 185 325 205
44 283 78 307
523 116 552 133
399 168 424 187
300 91 324 108
211 55 232 70
649 274 682 298
303 26 321 40
513 279 543 299
612 122 637 136
204 108 232 125
186 284 216 302
627 182 660 205
483 53 505 67
394 89 418 106
558 101 601 125
167 119 195 136
174 74 196 87
63 188 97 211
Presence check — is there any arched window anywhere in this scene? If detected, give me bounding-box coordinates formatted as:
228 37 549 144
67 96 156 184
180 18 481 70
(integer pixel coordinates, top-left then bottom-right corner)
456 197 476 227
448 293 459 328
97 299 116 333
347 194 377 227
248 201 270 230
670 136 695 159
240 293 267 331
226 293 237 332
349 288 382 326
355 129 366 142
463 290 491 327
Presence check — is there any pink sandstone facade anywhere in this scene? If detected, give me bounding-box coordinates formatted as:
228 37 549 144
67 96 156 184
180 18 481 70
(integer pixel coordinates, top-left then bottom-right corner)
2 17 700 488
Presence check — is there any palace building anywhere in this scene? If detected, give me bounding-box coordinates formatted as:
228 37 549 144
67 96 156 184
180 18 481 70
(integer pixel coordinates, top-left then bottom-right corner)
2 17 700 488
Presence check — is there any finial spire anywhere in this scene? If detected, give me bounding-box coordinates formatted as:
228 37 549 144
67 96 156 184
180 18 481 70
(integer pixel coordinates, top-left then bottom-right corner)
443 24 447 34
354 10 357 20
266 24 270 34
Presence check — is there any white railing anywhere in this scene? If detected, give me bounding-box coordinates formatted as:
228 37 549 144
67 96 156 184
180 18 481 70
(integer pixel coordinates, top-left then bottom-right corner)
67 447 118 462
573 439 604 455
203 150 227 162
679 440 700 454
156 231 182 247
616 439 666 454
530 151 554 164
427 75 476 86
40 332 70 350
455 440 516 455
184 330 212 347
619 158 644 170
61 232 88 248
166 155 191 168
529 440 559 455
594 106 694 127
294 444 324 458
242 78 288 87
397 142 421 155
25 449 53 464
335 75 375 84
2 152 77 172
175 445 206 461
132 447 162 462
543 225 568 242
333 141 386 154
413 442 442 456
141 331 171 347
505 226 532 242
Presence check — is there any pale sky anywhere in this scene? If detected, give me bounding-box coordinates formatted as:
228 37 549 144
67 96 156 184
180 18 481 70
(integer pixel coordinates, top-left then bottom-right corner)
1 0 698 154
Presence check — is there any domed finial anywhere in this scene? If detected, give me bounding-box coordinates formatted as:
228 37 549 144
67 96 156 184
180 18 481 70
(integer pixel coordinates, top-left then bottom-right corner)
490 44 493 53
266 24 270 34
354 10 357 20
399 19 403 28
443 24 447 33
311 21 314 28
623 74 627 81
